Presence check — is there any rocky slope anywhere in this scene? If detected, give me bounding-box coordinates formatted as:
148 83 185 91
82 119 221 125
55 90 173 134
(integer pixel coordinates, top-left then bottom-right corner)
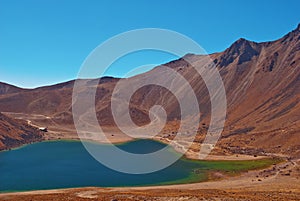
0 113 43 151
0 82 26 95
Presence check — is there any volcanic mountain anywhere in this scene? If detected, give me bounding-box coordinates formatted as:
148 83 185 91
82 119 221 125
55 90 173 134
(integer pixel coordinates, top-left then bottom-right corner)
0 24 299 157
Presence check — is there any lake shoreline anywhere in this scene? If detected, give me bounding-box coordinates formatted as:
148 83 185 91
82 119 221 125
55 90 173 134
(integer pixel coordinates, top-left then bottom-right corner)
0 139 283 193
0 134 269 161
0 111 274 161
0 158 298 200
0 158 283 194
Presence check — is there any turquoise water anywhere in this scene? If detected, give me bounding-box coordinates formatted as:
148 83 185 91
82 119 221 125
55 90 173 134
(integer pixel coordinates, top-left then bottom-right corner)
0 140 207 192
0 139 276 192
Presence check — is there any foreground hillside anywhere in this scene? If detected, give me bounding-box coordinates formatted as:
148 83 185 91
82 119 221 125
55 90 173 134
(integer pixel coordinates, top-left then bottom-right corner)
0 113 43 150
0 24 299 158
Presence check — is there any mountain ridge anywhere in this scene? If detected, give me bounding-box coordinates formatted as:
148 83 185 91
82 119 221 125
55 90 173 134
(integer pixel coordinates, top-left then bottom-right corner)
2 23 299 90
0 24 299 157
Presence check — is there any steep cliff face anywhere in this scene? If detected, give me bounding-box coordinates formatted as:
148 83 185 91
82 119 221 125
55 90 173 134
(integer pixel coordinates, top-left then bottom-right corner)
207 25 300 157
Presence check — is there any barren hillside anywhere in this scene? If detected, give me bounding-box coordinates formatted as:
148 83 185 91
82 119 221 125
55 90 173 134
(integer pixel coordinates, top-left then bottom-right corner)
0 24 299 157
0 113 43 150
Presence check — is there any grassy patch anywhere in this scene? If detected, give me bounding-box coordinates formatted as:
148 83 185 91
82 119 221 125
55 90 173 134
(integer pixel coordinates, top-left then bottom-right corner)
156 157 283 186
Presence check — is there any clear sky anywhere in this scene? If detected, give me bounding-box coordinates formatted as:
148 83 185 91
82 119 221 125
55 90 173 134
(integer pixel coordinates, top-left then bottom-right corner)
0 0 299 88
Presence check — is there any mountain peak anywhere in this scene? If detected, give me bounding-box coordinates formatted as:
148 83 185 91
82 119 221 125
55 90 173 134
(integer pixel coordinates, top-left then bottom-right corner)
280 23 300 44
288 23 300 35
216 37 260 67
229 37 257 51
236 37 249 42
292 23 300 36
296 23 300 31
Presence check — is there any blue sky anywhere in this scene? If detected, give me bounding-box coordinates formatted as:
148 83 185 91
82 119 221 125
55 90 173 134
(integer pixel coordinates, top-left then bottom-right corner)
0 0 299 88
